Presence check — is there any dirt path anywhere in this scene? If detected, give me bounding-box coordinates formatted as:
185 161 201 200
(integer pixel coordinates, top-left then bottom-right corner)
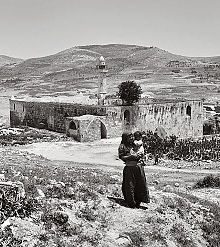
17 139 220 175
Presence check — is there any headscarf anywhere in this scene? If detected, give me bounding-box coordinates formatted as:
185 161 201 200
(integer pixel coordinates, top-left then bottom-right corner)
134 131 142 140
121 132 133 146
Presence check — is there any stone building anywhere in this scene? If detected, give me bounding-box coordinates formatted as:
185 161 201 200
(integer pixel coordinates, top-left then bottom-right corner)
9 57 204 141
65 115 107 142
166 60 198 68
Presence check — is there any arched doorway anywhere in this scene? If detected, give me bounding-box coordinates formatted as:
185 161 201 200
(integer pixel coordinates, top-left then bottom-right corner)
100 121 107 139
69 121 77 130
186 106 191 117
124 110 130 125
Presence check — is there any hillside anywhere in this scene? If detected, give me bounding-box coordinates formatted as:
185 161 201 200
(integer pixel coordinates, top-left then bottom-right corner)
0 55 23 67
0 138 219 247
0 44 220 102
0 45 200 77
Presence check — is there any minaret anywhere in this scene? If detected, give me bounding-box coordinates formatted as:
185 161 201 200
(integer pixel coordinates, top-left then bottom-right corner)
97 56 108 105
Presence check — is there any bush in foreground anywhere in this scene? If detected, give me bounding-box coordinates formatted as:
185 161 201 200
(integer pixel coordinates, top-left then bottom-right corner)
194 175 220 188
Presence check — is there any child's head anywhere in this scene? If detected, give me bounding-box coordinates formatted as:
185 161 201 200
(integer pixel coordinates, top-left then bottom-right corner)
134 131 142 141
133 139 143 151
134 139 143 146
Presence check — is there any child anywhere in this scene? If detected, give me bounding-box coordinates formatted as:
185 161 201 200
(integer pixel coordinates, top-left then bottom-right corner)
130 131 147 166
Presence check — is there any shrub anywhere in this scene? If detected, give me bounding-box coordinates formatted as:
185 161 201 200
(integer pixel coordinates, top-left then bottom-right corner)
125 231 145 247
194 175 220 188
171 223 194 247
118 81 142 105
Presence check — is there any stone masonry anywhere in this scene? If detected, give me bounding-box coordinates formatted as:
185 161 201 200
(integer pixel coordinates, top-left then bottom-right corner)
10 98 203 141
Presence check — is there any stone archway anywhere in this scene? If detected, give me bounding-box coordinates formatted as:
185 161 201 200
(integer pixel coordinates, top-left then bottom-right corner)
69 121 77 130
186 106 191 117
100 121 107 139
68 120 78 139
85 118 107 140
124 110 130 125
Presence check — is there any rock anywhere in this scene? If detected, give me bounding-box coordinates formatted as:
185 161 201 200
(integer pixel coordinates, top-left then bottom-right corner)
166 239 177 247
58 181 65 187
111 175 120 181
0 212 6 224
36 188 45 199
186 185 192 190
65 186 75 197
49 179 57 185
0 174 5 181
163 185 174 193
149 186 156 191
1 218 11 230
153 180 159 185
97 185 107 194
204 166 210 170
117 234 132 246
11 217 40 246
174 183 180 187
76 181 84 187
53 211 69 225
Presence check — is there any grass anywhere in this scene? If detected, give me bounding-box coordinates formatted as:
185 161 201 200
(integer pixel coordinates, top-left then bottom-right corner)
0 154 122 246
171 223 195 247
173 189 220 247
125 231 145 247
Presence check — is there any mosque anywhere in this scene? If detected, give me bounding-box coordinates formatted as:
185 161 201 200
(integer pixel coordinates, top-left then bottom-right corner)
10 56 204 141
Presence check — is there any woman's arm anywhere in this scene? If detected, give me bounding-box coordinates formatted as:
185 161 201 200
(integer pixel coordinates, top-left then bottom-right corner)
120 154 139 162
118 144 139 162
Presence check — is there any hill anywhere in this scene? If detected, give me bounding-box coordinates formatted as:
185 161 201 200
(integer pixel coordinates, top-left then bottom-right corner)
0 45 200 77
0 55 23 67
0 44 220 101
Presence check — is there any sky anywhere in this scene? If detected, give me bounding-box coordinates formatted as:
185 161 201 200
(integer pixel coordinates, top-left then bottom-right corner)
0 0 219 59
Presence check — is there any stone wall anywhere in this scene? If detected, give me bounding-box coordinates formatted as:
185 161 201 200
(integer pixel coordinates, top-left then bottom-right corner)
121 100 203 139
10 100 106 133
105 106 123 138
65 116 104 142
80 118 101 142
10 100 26 127
10 99 203 140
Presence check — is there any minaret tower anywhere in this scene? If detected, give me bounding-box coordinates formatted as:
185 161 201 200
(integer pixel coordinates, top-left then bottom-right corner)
97 56 108 105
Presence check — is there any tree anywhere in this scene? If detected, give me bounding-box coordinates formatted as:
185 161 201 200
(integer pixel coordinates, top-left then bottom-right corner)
118 81 142 105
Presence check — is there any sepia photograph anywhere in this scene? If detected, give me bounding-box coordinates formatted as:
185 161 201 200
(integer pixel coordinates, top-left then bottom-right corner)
0 0 219 246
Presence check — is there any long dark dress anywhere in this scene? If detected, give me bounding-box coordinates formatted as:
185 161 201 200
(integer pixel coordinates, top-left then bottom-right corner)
118 143 150 208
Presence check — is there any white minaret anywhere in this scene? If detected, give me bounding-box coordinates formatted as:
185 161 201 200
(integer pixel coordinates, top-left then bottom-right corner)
97 56 108 105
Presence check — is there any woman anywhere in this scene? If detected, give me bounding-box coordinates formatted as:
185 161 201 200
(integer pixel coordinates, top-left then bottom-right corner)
118 132 150 208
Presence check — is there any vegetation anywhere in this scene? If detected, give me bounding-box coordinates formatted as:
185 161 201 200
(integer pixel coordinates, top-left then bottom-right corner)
0 127 219 246
194 175 220 188
117 80 142 105
0 144 219 246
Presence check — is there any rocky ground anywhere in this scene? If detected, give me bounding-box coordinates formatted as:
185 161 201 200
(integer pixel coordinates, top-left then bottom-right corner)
0 144 219 247
0 127 72 146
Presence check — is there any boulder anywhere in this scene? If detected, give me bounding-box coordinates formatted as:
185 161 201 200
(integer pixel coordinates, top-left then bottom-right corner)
163 185 174 193
53 211 69 225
